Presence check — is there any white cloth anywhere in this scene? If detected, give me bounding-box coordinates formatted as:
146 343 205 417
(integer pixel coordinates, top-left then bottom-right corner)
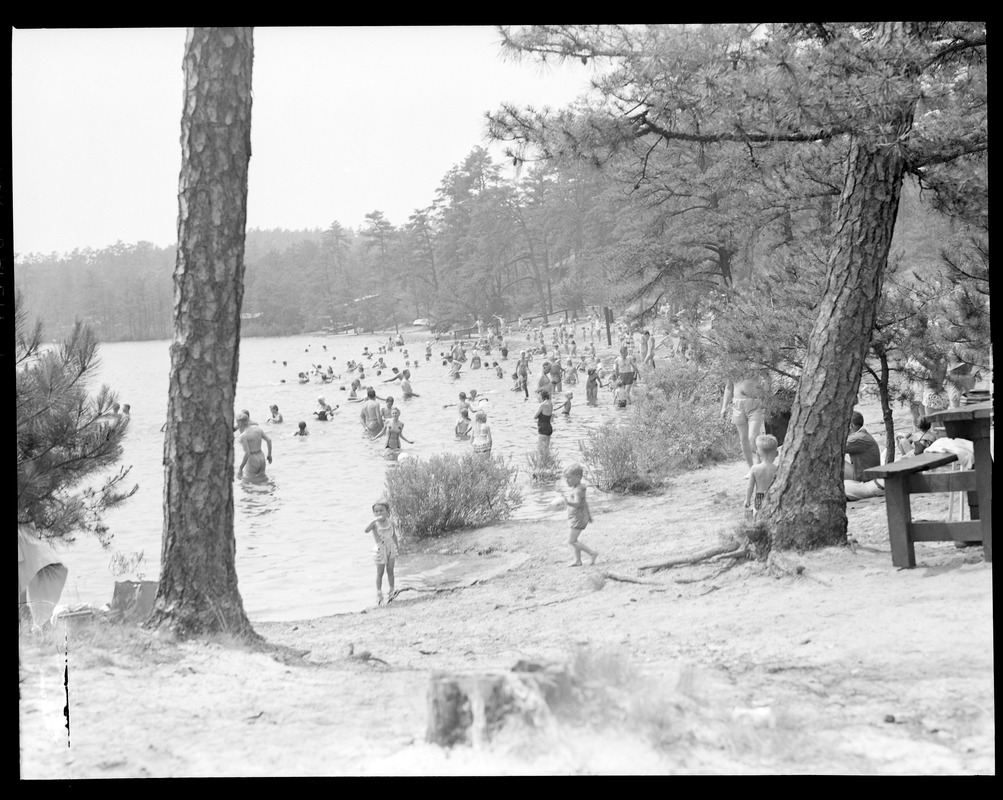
923 437 975 470
18 526 69 626
845 479 885 501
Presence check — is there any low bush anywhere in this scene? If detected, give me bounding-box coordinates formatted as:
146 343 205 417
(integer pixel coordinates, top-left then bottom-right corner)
526 446 564 482
633 360 735 469
579 422 657 493
384 452 522 541
580 357 739 493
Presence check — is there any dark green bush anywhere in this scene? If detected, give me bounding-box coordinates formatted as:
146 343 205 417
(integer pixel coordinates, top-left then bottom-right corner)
384 452 522 541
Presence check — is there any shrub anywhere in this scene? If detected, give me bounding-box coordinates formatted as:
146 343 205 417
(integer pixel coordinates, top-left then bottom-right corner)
633 359 735 469
384 452 522 541
526 446 564 482
579 422 656 493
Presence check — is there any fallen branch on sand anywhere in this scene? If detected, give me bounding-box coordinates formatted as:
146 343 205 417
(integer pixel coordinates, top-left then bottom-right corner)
506 596 579 613
391 585 459 598
345 642 390 666
638 541 750 573
602 572 670 590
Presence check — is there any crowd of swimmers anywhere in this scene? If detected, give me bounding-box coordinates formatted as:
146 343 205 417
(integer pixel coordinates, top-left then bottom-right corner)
235 322 660 483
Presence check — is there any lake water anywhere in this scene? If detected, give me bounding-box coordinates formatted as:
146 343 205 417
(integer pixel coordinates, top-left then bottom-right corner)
59 330 628 621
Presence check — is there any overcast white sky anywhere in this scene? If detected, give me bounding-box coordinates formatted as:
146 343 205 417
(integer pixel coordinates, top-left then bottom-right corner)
12 26 596 258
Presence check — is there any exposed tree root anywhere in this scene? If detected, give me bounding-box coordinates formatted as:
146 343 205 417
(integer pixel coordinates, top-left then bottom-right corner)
674 558 742 583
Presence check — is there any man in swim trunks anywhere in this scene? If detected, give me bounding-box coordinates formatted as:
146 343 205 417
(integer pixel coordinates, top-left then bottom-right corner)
359 387 385 435
613 346 639 400
236 411 272 482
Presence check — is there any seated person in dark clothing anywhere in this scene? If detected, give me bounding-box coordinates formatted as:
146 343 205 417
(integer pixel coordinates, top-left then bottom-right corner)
843 410 881 481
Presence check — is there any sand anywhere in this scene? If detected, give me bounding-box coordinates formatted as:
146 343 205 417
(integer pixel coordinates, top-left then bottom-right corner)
19 427 994 776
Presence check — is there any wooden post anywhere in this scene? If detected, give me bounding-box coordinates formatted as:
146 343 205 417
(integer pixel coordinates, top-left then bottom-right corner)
970 427 992 562
885 477 915 568
604 306 613 346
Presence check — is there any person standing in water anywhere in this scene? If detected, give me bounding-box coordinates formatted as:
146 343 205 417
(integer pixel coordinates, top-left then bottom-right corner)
375 407 414 459
534 389 554 455
236 411 273 482
359 387 384 435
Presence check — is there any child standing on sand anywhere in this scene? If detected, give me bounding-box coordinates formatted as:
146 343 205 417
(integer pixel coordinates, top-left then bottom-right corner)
561 463 598 566
745 434 779 516
365 501 399 606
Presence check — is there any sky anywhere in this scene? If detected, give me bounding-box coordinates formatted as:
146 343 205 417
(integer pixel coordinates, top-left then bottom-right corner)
11 26 597 258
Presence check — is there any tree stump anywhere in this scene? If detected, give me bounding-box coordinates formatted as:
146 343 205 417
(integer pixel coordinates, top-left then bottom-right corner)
426 662 574 747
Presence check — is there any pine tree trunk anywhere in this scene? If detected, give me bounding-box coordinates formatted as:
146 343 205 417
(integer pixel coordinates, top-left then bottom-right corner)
148 28 257 638
765 130 911 549
763 22 922 550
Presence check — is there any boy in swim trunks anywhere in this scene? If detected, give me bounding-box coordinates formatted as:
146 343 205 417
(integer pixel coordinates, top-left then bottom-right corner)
614 379 629 408
745 434 779 516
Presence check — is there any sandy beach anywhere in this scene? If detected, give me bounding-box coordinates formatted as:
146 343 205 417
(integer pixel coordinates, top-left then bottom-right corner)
19 431 994 776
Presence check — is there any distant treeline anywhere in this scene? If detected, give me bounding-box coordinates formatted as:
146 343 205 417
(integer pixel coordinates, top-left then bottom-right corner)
15 145 957 344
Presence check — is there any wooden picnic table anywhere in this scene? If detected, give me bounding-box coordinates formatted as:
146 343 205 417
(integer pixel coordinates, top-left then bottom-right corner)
864 400 992 567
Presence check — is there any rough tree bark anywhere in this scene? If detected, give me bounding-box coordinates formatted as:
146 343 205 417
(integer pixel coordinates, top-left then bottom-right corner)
763 29 919 549
147 27 257 638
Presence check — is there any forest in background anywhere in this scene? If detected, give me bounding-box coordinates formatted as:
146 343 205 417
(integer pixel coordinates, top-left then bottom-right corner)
12 146 971 343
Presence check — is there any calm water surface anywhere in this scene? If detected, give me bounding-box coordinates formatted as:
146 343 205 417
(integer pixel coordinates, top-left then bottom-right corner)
62 331 628 621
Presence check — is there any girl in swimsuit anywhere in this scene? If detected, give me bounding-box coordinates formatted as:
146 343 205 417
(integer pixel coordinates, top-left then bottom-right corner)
561 463 598 566
364 502 399 606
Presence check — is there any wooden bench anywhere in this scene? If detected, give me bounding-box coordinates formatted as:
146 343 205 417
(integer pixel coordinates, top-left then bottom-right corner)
864 452 983 568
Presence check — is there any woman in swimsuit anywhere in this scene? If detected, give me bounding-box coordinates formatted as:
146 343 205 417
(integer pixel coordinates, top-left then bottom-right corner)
534 389 554 455
721 373 768 470
471 409 493 456
375 408 413 458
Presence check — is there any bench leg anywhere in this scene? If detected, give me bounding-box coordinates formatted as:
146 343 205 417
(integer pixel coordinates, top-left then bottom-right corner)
884 478 915 568
972 439 992 563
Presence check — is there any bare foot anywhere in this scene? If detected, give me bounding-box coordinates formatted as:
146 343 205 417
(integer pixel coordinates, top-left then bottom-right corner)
590 550 598 565
570 561 582 567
